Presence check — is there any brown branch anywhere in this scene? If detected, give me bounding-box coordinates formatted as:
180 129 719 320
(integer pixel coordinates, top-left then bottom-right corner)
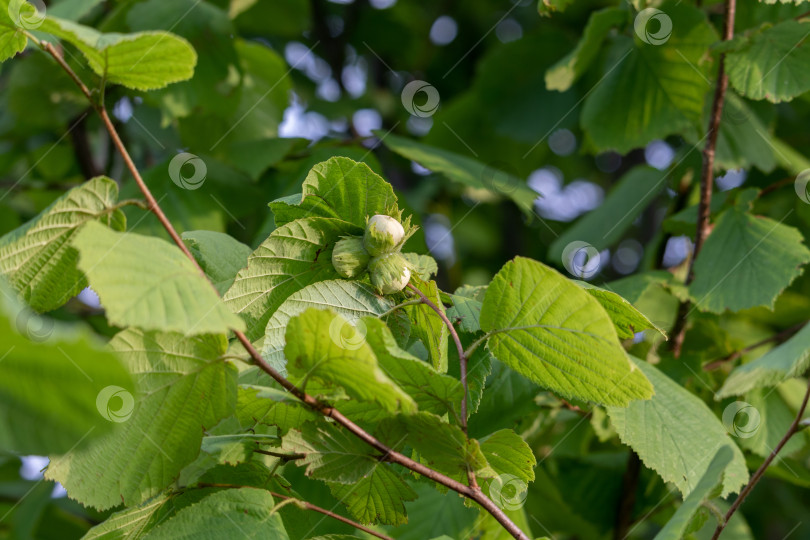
671 0 736 357
38 40 528 540
703 321 807 371
406 282 479 490
196 483 394 540
710 377 810 540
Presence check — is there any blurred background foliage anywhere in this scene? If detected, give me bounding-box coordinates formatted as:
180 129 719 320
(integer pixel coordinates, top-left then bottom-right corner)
2 0 810 538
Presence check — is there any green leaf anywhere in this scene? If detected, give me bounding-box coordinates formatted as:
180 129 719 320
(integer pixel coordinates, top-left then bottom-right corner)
717 323 810 397
182 231 251 296
379 133 539 214
284 308 416 413
446 293 483 334
0 2 27 63
581 2 716 152
0 284 134 454
688 207 810 313
236 385 318 435
404 278 449 373
479 429 536 483
607 358 748 497
480 257 653 406
577 281 666 339
361 316 464 418
72 222 245 335
737 388 805 459
280 422 378 484
40 17 197 90
400 252 438 280
46 329 237 510
726 20 810 103
0 177 125 312
328 463 416 525
548 167 666 262
223 217 357 340
545 7 627 91
144 488 288 539
390 483 477 539
714 92 776 173
381 412 491 480
81 493 175 539
653 446 733 540
269 157 399 229
261 280 399 373
538 0 575 17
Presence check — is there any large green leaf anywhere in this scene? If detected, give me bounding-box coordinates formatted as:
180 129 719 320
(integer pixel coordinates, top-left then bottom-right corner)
547 167 666 262
0 177 124 312
654 446 733 540
261 280 397 373
607 358 748 497
581 2 716 152
545 7 627 91
479 257 653 406
689 207 810 313
362 316 464 418
379 133 539 214
144 488 288 539
72 222 245 335
280 422 378 484
404 278 449 373
284 308 416 413
577 281 666 339
223 217 356 340
717 322 810 397
328 463 416 525
46 329 238 510
269 157 399 229
182 231 252 296
726 20 810 103
40 16 197 90
0 283 133 454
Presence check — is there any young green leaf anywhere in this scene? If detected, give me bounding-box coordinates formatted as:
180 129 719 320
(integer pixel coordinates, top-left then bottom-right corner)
607 358 748 498
717 322 810 398
577 281 666 339
284 308 416 413
479 429 536 484
0 0 27 62
480 257 654 406
71 222 245 335
404 278 449 373
726 20 810 103
689 207 810 313
328 463 417 525
40 17 197 90
269 157 399 229
46 329 237 510
182 230 252 295
224 217 357 340
0 176 125 312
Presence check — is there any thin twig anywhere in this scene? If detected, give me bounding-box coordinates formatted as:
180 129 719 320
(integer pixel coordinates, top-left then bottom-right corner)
613 452 641 540
710 377 810 540
406 282 478 490
196 483 394 540
253 449 305 461
671 0 736 357
703 321 807 371
37 41 527 539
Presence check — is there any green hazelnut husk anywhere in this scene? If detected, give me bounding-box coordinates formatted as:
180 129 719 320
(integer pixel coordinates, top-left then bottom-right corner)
369 252 411 294
364 214 405 256
332 236 370 278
